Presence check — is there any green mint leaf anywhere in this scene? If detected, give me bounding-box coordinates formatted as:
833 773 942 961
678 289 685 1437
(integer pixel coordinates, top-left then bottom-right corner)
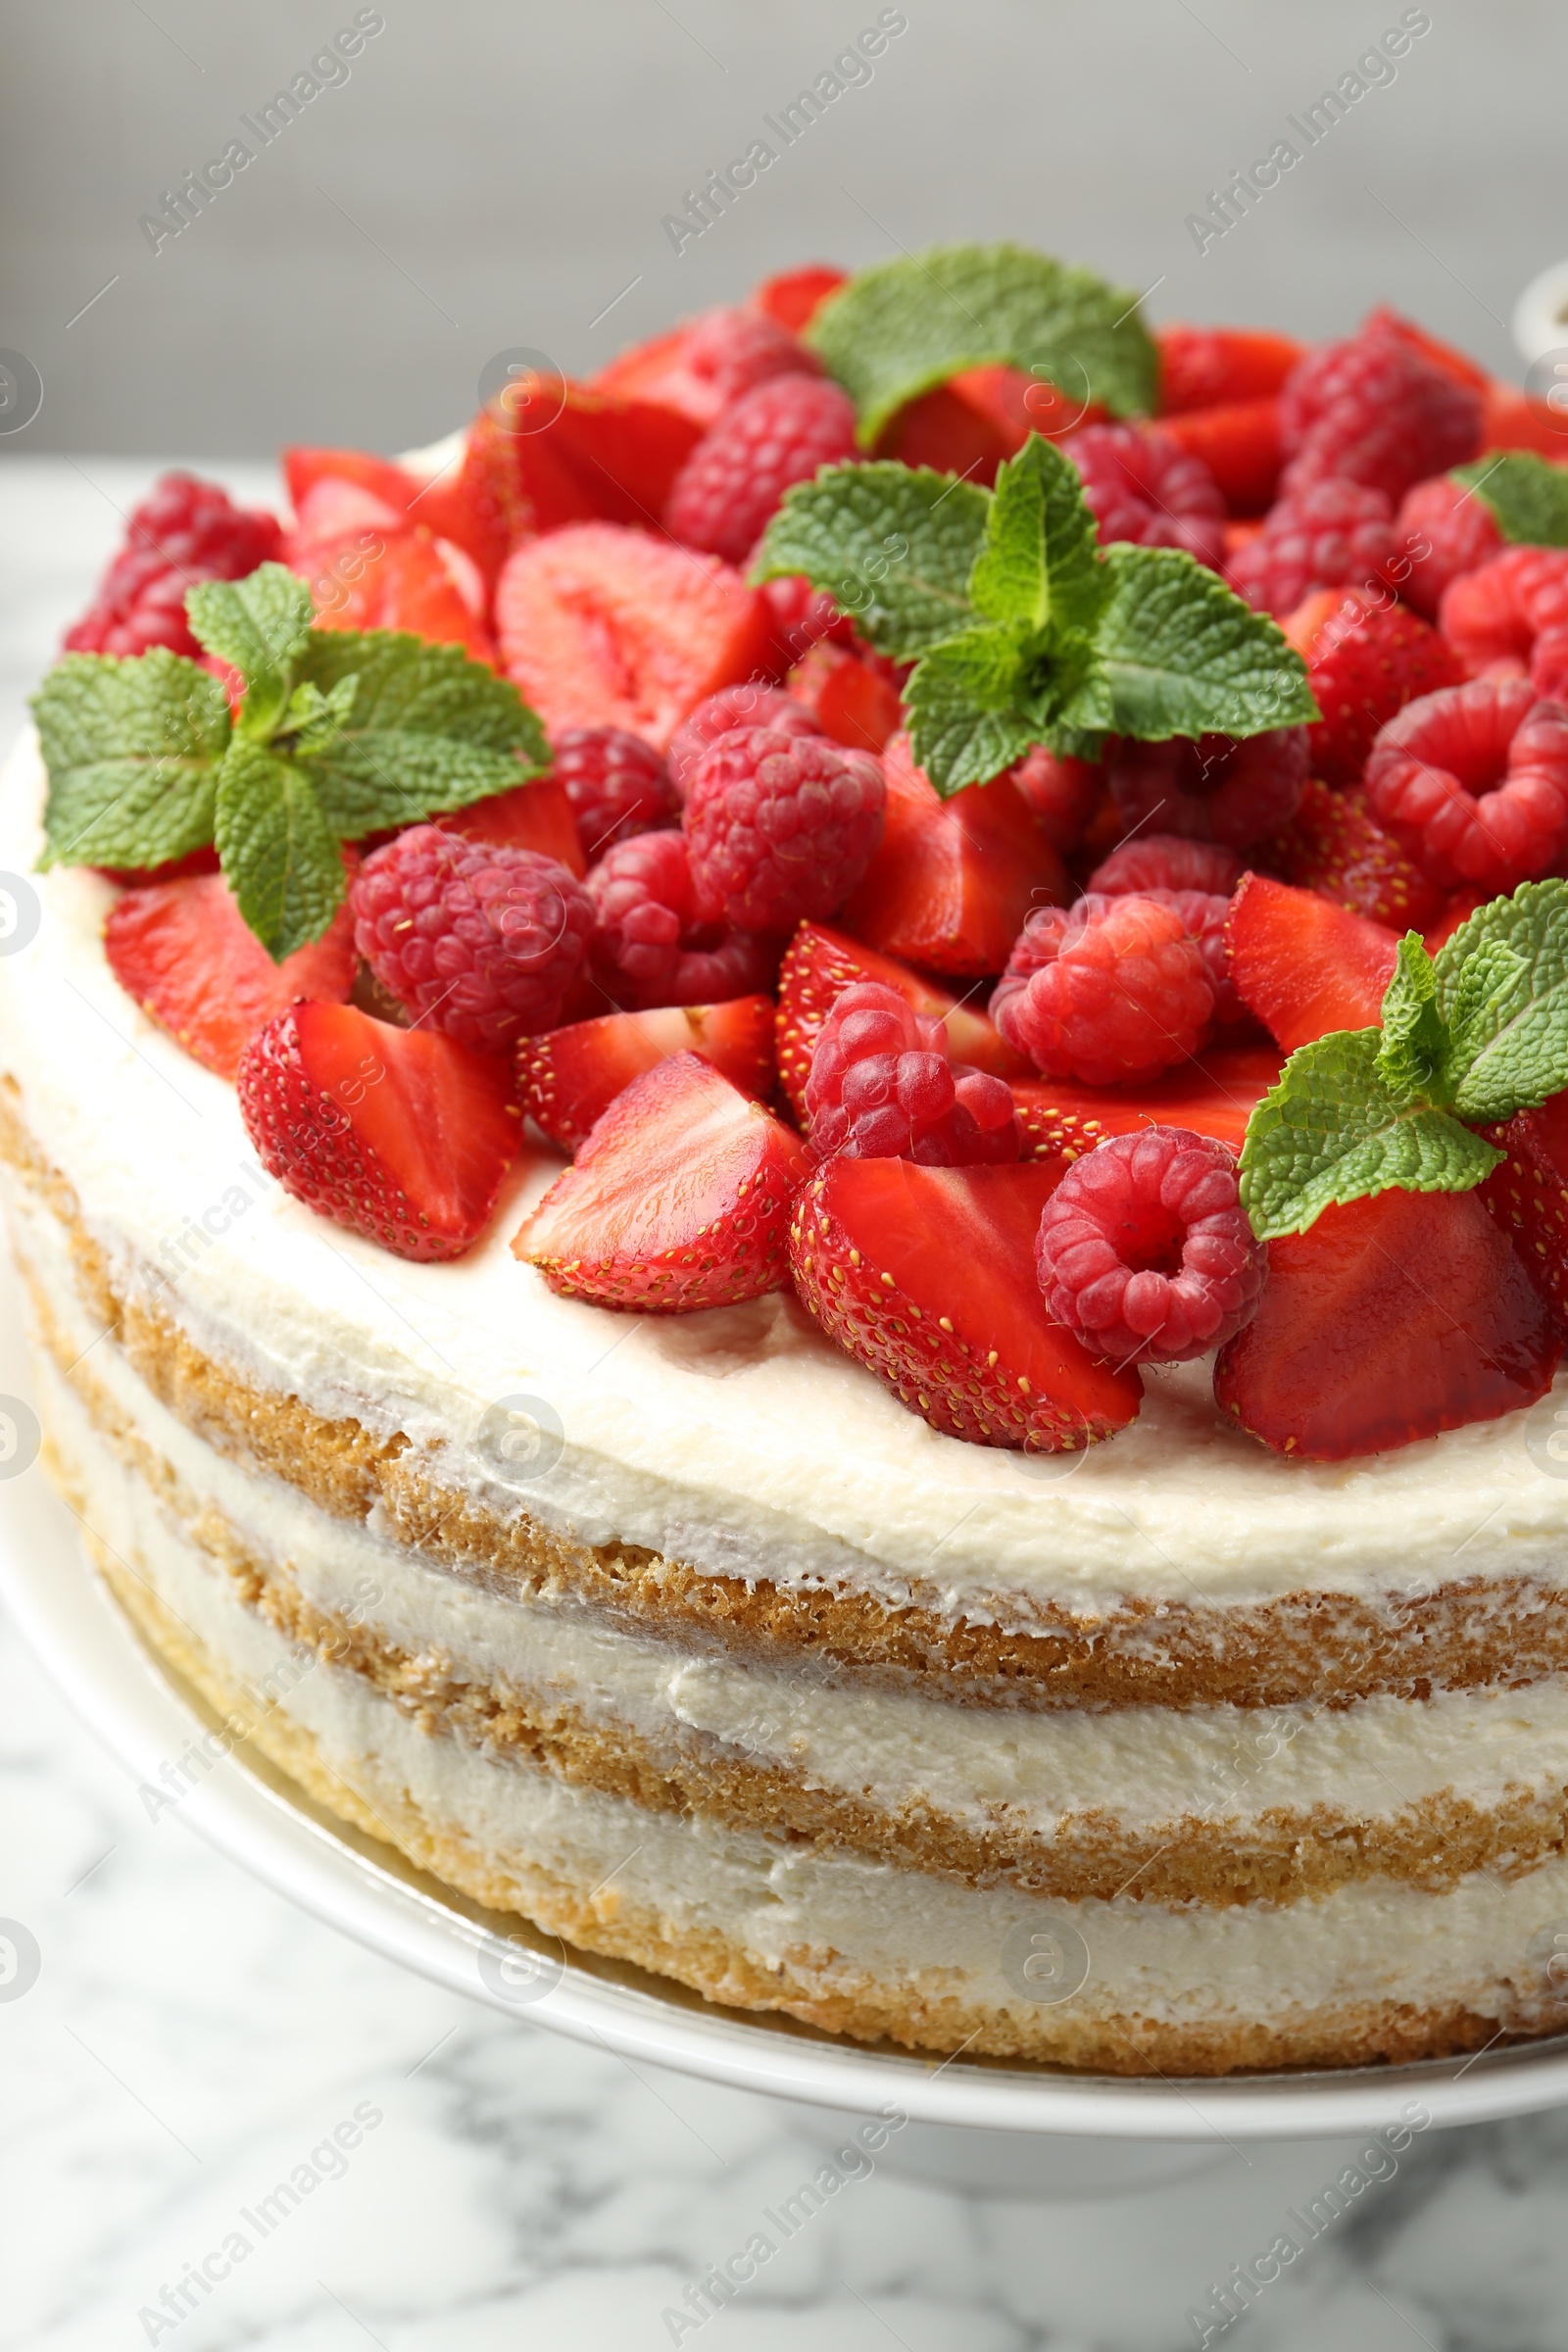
807 242 1157 444
1435 879 1568 1121
301 732 527 838
296 629 548 762
214 739 345 961
967 434 1107 642
186 564 317 737
32 650 230 871
1375 933 1453 1103
278 674 359 759
1093 546 1319 740
1240 1028 1502 1242
1451 452 1568 549
750 462 988 659
903 625 1046 795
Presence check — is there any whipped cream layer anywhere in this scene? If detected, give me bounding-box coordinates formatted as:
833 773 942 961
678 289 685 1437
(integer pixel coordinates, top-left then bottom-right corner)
5 728 1568 1617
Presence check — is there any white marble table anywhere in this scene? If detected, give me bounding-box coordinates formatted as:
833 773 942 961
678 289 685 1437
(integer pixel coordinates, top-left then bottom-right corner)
6 456 1568 2352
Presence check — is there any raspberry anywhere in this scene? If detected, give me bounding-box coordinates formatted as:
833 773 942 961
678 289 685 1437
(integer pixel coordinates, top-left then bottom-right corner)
1226 478 1396 616
1439 546 1568 677
803 982 1021 1166
991 895 1214 1086
587 829 774 1009
684 726 886 934
352 826 594 1053
1087 835 1245 898
1278 321 1482 505
667 685 818 801
665 376 859 565
1394 474 1504 621
63 471 282 658
1532 629 1568 702
550 726 675 858
1061 423 1226 569
1036 1126 1266 1366
680 306 821 407
1363 680 1568 894
1004 746 1105 855
1138 889 1246 1025
1105 727 1308 849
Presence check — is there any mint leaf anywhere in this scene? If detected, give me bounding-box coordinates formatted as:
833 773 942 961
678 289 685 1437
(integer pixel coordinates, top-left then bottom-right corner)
903 626 1044 794
1436 879 1568 1121
1091 547 1318 739
214 739 345 961
968 434 1106 641
296 629 547 763
1376 933 1453 1103
187 564 316 736
1451 452 1568 549
302 731 528 837
278 674 359 759
32 650 231 871
807 242 1157 444
1240 1028 1502 1242
751 462 988 658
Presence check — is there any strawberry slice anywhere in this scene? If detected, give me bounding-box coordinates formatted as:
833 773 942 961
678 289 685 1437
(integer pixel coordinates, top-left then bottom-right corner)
752 264 848 334
519 997 775 1152
1011 1038 1283 1159
290 476 411 544
238 1003 519 1261
1226 873 1398 1053
494 523 771 749
790 1157 1143 1449
1214 1188 1559 1459
105 868 358 1081
1479 1088 1568 1331
776 919 1027 1121
435 776 586 877
515 1052 808 1309
880 367 1105 485
1282 586 1462 787
1154 326 1305 413
282 447 420 517
1257 777 1445 931
838 733 1070 977
1480 384 1568 461
412 412 529 587
295 526 497 663
785 641 903 754
1158 399 1284 515
546 387 704 522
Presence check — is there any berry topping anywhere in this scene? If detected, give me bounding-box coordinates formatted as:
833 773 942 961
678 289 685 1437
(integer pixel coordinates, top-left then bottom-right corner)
516 1053 808 1310
436 776 586 876
679 305 822 407
1363 679 1568 894
1036 1125 1267 1366
1214 1188 1558 1461
1156 399 1286 518
1393 473 1505 621
784 641 904 755
1011 1038 1283 1160
587 829 774 1009
64 472 282 659
1478 1087 1568 1333
351 826 594 1054
803 981 1021 1166
518 996 776 1154
1278 320 1483 505
1155 325 1305 412
290 526 497 665
1284 586 1463 787
1438 545 1568 678
666 685 819 801
1225 872 1398 1053
238 1004 518 1262
1105 726 1308 848
775 921 1026 1121
549 726 675 858
684 726 886 934
1256 776 1445 932
665 375 860 565
757 572 859 674
1087 836 1245 898
1225 477 1396 616
1061 422 1226 568
789 1158 1144 1450
1004 746 1105 856
991 895 1214 1087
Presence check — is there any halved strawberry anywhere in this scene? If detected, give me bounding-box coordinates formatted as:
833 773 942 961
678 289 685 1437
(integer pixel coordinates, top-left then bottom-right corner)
789 1157 1143 1448
752 265 848 335
282 447 420 518
514 1052 808 1309
519 998 775 1152
436 776 586 877
105 868 358 1081
289 475 411 545
238 1003 518 1260
1011 1038 1283 1159
494 523 771 748
1282 587 1462 787
1158 399 1284 515
1478 1088 1568 1332
775 920 1027 1121
785 641 903 754
838 733 1070 977
880 367 1105 484
1480 386 1568 461
1155 326 1305 413
1425 890 1487 956
1257 776 1445 931
1226 873 1398 1052
1214 1188 1559 1459
545 386 705 522
295 526 497 662
412 412 530 587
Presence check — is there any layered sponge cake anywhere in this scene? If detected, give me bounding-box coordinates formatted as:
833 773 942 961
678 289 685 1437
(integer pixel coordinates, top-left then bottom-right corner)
10 247 1568 2075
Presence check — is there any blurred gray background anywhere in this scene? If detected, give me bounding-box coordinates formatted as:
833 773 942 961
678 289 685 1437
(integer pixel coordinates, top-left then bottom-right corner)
0 0 1564 461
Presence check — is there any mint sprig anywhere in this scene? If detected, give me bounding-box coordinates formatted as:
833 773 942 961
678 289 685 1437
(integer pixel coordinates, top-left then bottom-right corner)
806 242 1157 444
1239 882 1568 1240
754 435 1316 795
33 564 549 959
1450 451 1568 549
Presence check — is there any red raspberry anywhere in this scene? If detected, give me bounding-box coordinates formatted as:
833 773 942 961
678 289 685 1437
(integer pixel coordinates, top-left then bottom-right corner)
352 826 594 1053
64 471 282 658
1061 423 1226 569
1036 1126 1266 1366
1439 546 1568 677
991 895 1214 1086
804 981 1021 1166
1278 322 1482 505
1106 727 1308 849
550 726 675 858
681 306 821 408
1394 474 1504 621
1226 478 1396 616
1004 746 1105 855
1363 680 1568 894
1139 890 1247 1025
1532 629 1568 702
667 685 818 801
587 829 774 1009
1087 835 1244 897
665 376 859 565
684 726 886 934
